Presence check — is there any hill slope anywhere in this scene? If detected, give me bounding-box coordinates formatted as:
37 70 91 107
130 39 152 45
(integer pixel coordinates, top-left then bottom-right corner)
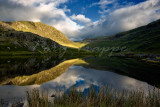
3 21 78 48
83 19 160 54
0 21 65 55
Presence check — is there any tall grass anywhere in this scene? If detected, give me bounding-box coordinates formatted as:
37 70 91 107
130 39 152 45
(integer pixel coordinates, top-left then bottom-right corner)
26 86 160 107
26 89 50 107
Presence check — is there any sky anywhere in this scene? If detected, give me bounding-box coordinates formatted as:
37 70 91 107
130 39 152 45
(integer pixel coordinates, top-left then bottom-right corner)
0 0 160 41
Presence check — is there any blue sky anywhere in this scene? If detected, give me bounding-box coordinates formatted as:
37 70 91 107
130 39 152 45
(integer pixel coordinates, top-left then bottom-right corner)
63 0 146 22
64 0 100 21
0 0 160 40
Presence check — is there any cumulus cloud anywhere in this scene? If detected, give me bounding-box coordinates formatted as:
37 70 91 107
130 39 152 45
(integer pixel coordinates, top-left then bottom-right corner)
9 0 68 7
90 0 115 15
0 0 83 40
91 0 115 10
76 0 160 40
0 0 160 41
71 14 91 24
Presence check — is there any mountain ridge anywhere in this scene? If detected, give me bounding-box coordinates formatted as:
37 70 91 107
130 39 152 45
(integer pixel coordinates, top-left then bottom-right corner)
1 21 78 48
0 21 66 55
82 19 160 54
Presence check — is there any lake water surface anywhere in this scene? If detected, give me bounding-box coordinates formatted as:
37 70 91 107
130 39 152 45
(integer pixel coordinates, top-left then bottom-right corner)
0 56 160 106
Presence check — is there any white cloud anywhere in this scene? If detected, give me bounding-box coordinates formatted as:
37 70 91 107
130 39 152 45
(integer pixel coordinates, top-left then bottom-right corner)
52 17 83 40
9 0 43 6
91 0 115 10
0 0 160 41
0 0 83 39
76 0 160 40
9 0 68 7
90 0 115 15
71 14 91 24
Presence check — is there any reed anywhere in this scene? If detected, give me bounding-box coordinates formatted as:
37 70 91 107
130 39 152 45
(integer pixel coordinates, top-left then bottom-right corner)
26 86 160 107
26 89 50 107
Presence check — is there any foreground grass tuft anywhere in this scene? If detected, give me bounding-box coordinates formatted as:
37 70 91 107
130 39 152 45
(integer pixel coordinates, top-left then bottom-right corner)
26 86 160 107
26 89 50 107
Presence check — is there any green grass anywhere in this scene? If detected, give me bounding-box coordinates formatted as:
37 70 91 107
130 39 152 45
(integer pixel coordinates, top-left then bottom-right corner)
0 22 93 56
0 30 65 55
25 86 160 107
5 21 79 48
83 19 160 54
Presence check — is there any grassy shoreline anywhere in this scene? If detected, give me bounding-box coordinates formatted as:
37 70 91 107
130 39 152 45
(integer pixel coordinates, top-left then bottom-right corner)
25 86 160 107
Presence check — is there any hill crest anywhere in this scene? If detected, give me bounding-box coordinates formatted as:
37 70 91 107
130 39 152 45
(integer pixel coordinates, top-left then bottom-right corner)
1 21 78 48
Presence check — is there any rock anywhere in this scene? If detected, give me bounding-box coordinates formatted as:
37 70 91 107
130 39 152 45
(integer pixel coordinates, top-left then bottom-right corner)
12 102 24 107
7 47 10 50
51 94 56 97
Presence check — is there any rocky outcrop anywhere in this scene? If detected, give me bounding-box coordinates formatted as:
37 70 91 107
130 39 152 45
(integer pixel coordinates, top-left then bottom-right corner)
0 30 64 53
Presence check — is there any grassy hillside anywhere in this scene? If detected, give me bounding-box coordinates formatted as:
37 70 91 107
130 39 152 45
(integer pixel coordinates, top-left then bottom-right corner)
7 21 79 48
83 19 160 54
0 21 65 55
0 21 92 56
1 21 79 48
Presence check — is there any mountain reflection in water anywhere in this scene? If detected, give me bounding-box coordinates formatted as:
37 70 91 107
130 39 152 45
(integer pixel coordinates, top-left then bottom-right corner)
0 56 159 106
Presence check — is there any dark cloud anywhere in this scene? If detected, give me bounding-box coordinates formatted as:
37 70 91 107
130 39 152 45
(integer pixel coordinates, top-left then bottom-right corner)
0 0 39 21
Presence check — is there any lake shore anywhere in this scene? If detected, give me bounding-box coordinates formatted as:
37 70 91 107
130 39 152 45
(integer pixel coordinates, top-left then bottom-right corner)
2 86 159 107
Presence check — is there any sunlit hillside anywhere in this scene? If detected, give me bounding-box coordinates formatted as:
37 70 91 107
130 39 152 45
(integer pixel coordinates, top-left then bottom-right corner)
3 21 79 48
0 21 64 55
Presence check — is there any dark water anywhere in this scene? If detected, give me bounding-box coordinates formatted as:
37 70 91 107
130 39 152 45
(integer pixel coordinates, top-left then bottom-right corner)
0 56 160 106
